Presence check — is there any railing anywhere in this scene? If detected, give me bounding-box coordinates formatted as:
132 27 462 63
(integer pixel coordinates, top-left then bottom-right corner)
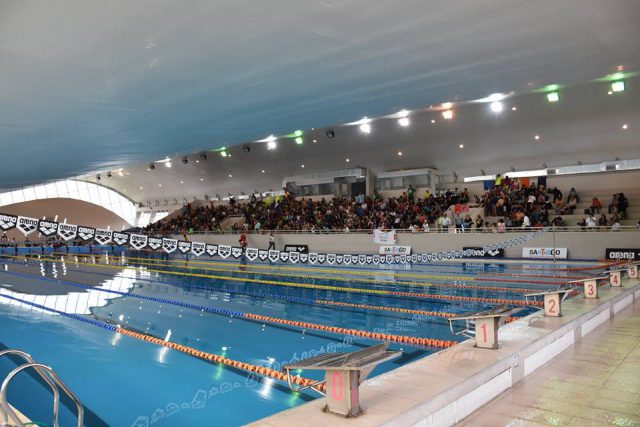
0 350 84 427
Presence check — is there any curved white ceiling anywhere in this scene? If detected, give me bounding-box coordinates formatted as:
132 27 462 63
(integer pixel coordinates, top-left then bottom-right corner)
1 0 639 191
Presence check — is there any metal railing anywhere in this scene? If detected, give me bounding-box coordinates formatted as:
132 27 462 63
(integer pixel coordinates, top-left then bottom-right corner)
0 350 83 427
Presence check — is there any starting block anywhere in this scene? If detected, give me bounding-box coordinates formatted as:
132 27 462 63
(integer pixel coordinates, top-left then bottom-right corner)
283 342 401 417
628 262 638 279
608 269 623 287
448 304 521 349
568 276 608 299
525 289 573 317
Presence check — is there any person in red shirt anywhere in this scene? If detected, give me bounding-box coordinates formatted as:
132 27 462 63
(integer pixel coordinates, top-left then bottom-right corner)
239 233 248 252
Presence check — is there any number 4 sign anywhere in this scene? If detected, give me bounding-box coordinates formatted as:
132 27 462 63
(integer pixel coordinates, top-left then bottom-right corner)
609 270 622 287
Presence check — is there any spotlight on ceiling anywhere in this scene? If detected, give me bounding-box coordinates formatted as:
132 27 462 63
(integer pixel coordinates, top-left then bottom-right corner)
490 101 503 113
220 150 228 157
165 161 172 168
295 137 303 145
546 92 560 102
267 140 277 150
360 123 371 134
148 163 155 170
106 172 112 178
611 81 625 93
442 110 454 120
242 145 250 153
199 153 207 161
96 174 101 181
398 117 410 127
326 129 335 139
182 156 188 164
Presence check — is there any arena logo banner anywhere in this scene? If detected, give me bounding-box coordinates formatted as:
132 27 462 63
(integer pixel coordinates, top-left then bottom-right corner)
283 244 309 254
245 247 258 261
231 247 243 259
308 253 318 264
93 229 113 246
37 220 58 237
77 226 96 242
335 254 344 265
0 214 17 231
385 254 394 264
191 242 206 257
299 253 309 263
177 241 192 254
342 255 351 265
317 254 326 264
365 255 373 264
289 251 300 263
268 250 280 263
462 247 505 258
359 254 367 265
257 249 269 261
57 224 77 241
410 254 418 263
372 255 380 264
605 248 640 260
162 238 178 254
373 229 397 245
129 234 148 250
113 232 130 246
205 244 218 257
16 216 39 236
147 237 163 251
279 251 289 262
326 254 336 265
522 247 567 259
218 245 232 259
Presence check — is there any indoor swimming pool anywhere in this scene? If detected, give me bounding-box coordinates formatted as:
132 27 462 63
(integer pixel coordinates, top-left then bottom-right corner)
0 248 614 426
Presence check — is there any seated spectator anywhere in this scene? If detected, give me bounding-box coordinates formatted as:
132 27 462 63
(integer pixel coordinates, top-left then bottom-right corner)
611 220 621 231
598 213 608 228
617 193 628 219
590 197 602 214
586 214 597 230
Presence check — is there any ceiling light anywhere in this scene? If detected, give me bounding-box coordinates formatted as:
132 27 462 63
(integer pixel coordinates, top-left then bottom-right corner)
511 106 517 111
261 170 265 173
442 102 452 109
165 161 172 168
139 186 144 190
301 164 305 168
118 170 124 176
158 184 162 187
397 109 410 118
360 123 371 134
490 101 503 113
220 150 227 157
345 158 350 163
295 137 303 144
534 135 540 140
398 117 410 127
200 178 204 181
442 110 453 120
622 124 628 130
180 181 184 184
228 174 233 178
397 151 403 156
611 81 625 92
459 144 464 149
546 92 559 102
313 139 317 143
267 140 277 150
430 119 436 124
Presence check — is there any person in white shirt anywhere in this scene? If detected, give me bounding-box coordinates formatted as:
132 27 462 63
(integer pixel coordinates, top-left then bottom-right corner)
522 215 531 228
441 215 451 232
611 221 621 231
586 215 597 229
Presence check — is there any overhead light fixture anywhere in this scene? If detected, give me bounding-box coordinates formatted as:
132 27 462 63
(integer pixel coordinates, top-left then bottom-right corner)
463 174 496 183
442 110 453 120
430 119 436 124
397 151 403 156
158 184 162 187
295 137 303 144
301 164 305 168
622 124 628 130
398 117 410 127
200 178 204 181
345 158 350 163
165 161 172 168
180 181 184 184
220 150 228 157
442 102 452 109
459 144 464 149
534 135 540 140
512 106 517 111
546 92 559 102
261 169 265 173
312 139 317 143
139 186 144 190
360 123 371 134
267 140 277 150
490 101 503 113
228 174 232 178
611 81 625 93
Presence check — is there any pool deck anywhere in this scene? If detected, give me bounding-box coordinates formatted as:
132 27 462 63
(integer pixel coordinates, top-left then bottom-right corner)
456 300 640 426
250 278 640 427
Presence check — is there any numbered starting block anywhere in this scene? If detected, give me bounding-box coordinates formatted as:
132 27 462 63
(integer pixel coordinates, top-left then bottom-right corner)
448 304 521 349
568 276 609 299
628 262 639 280
608 268 623 287
283 342 401 417
525 289 573 317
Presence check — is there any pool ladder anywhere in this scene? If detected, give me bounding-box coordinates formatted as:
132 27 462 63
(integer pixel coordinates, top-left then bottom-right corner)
0 349 84 427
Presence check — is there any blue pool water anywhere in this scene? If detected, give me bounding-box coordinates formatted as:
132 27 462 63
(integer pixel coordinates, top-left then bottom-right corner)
0 249 609 426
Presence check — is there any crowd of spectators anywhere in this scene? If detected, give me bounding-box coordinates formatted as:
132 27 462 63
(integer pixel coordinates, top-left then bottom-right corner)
145 187 472 234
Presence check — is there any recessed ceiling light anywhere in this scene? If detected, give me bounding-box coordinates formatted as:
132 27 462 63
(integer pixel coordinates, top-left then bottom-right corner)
301 164 305 168
261 170 265 173
267 140 277 150
622 124 628 130
345 158 350 163
165 161 172 168
139 186 143 190
397 151 403 156
118 170 124 176
195 159 200 163
546 92 560 102
511 106 517 111
431 119 436 124
490 101 503 113
442 110 453 119
398 117 410 127
180 181 184 184
611 81 625 92
313 139 317 143
534 135 540 140
228 174 233 178
295 137 303 145
200 178 204 181
158 184 162 187
360 123 371 134
442 102 452 109
459 144 464 149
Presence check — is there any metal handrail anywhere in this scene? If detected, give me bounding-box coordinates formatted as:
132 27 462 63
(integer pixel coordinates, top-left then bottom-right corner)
0 360 83 427
0 350 60 427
